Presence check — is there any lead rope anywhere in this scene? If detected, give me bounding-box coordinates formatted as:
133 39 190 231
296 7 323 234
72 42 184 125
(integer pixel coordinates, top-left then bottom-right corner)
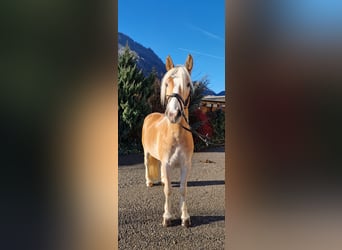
181 123 210 146
180 109 211 146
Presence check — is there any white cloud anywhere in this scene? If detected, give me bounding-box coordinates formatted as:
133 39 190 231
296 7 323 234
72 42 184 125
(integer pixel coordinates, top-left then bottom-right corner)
187 24 224 42
178 48 224 60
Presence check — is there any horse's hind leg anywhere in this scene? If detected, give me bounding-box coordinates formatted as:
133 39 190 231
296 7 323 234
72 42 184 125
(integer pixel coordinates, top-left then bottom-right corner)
144 153 159 187
180 163 191 227
144 152 153 187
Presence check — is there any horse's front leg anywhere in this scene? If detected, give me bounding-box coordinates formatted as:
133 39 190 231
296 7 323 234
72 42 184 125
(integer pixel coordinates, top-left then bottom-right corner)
162 163 172 227
160 163 166 185
180 161 191 227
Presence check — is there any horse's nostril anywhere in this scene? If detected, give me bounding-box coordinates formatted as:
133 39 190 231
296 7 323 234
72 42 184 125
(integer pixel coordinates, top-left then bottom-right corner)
177 110 181 117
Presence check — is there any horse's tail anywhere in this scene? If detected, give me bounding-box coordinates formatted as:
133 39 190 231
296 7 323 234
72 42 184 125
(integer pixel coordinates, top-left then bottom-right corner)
148 155 160 181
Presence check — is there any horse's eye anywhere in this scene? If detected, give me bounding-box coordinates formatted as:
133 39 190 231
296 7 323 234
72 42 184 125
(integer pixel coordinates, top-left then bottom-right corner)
187 82 190 87
165 83 168 88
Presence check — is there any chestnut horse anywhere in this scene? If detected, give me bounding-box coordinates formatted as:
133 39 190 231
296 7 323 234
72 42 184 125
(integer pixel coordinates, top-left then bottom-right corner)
141 55 194 227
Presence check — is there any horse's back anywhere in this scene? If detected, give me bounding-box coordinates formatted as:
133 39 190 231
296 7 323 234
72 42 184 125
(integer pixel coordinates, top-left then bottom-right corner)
143 112 164 127
142 113 165 154
142 113 165 136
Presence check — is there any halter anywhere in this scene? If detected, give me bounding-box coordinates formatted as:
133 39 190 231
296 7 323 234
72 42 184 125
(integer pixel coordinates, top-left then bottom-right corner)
166 93 190 123
165 92 211 146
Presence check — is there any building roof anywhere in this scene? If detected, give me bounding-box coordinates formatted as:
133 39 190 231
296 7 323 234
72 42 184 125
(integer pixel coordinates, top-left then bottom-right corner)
202 95 225 103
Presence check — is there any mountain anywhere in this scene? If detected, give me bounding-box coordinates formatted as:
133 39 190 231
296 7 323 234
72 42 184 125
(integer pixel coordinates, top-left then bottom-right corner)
118 32 224 95
203 89 225 96
118 32 166 78
203 89 217 96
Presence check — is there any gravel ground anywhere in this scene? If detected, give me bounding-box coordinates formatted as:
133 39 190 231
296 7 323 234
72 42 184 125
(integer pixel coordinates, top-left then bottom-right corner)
118 148 225 250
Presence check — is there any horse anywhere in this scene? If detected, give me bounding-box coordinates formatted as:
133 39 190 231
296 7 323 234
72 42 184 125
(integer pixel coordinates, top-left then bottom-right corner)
141 54 194 227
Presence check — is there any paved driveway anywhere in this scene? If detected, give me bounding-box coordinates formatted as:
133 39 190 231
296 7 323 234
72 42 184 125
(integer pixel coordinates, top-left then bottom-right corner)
118 148 225 249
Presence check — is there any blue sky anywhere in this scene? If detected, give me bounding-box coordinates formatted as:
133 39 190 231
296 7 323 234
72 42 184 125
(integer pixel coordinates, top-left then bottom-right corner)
118 0 225 94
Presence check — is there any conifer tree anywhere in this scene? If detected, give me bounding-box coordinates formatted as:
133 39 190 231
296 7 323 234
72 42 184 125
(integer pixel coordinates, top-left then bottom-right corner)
118 46 154 153
148 68 164 113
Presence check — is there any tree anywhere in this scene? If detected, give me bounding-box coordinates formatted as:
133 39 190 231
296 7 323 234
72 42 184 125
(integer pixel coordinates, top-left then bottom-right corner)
147 68 164 113
118 46 155 154
188 77 213 151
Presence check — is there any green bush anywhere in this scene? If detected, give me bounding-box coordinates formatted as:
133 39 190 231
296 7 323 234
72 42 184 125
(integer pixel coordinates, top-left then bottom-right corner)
208 109 225 147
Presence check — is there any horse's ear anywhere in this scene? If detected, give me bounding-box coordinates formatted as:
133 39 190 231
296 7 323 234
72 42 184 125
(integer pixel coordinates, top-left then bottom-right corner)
166 55 174 71
185 54 193 74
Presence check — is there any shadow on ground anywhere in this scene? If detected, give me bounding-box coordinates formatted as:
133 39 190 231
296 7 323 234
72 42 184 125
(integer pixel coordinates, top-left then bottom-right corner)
166 215 225 227
199 146 225 152
119 154 144 166
171 180 225 187
118 147 225 166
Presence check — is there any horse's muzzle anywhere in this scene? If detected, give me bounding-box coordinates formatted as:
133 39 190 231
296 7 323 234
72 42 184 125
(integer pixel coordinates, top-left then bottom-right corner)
166 109 181 123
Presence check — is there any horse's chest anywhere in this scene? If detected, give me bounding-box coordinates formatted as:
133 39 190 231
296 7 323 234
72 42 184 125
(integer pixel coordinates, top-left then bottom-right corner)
167 146 186 167
157 129 192 166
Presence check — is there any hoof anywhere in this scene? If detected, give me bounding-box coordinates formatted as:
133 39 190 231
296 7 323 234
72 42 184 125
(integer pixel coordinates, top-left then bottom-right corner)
162 218 172 227
182 218 191 228
146 182 153 187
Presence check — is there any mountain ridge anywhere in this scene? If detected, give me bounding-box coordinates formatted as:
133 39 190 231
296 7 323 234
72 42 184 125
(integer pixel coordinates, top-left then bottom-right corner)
118 32 224 96
118 32 166 78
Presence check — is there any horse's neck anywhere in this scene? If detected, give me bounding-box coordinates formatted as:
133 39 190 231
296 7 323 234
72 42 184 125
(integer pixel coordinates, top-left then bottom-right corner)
184 109 189 119
183 109 190 124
